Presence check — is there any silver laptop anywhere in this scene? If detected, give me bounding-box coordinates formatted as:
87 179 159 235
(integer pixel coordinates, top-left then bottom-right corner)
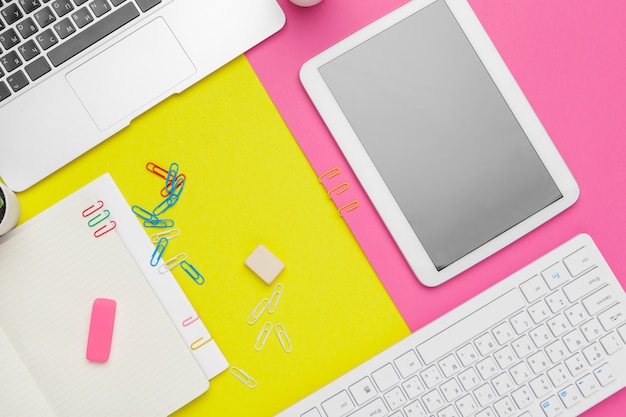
0 0 285 191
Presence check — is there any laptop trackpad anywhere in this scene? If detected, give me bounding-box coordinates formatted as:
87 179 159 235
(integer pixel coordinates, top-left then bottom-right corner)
67 18 196 131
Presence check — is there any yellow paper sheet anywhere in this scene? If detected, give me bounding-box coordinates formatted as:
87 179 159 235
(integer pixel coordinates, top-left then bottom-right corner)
15 56 409 416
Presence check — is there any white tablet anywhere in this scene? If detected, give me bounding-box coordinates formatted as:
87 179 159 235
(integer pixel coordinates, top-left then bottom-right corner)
300 0 579 286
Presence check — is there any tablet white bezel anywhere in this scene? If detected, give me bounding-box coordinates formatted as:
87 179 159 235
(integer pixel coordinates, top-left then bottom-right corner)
300 0 579 287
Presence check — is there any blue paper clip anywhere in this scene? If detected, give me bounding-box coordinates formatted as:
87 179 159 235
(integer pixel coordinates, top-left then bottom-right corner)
161 174 186 197
132 205 158 222
180 260 204 285
165 162 179 194
143 218 175 228
150 237 168 266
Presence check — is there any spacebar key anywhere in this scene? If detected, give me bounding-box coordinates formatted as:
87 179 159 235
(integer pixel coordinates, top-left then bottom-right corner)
48 3 140 67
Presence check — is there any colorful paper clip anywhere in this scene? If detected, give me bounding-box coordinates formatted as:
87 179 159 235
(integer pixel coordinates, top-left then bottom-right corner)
230 367 257 389
152 196 175 217
143 218 175 228
87 209 110 227
150 237 168 267
338 200 360 216
150 228 180 244
94 221 116 238
328 182 349 198
182 314 200 327
165 162 179 194
255 322 273 351
267 283 284 314
180 260 204 285
146 162 169 179
247 298 269 325
158 252 187 274
190 336 211 351
82 200 104 217
319 166 341 181
160 174 186 197
275 323 292 353
132 205 158 222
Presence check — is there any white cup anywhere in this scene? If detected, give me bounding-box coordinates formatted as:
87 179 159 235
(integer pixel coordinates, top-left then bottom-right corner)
0 182 20 236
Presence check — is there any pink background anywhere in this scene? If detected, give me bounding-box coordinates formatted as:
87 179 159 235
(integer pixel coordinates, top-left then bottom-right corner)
246 1 626 414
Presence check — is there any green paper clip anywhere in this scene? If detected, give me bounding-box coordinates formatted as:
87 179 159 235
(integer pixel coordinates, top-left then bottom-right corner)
181 260 204 285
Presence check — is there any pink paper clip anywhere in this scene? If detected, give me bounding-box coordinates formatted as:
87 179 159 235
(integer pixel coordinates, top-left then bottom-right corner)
94 221 116 238
82 200 104 217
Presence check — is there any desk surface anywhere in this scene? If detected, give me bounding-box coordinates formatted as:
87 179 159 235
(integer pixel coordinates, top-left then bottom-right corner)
11 0 626 416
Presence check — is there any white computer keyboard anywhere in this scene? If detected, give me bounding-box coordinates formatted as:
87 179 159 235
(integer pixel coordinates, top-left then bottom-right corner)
276 234 626 417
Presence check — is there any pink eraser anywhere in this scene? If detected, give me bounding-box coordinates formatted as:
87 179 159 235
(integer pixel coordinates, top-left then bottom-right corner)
86 298 116 363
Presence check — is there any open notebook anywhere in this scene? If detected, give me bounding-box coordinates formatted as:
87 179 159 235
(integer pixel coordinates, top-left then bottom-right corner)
0 174 226 416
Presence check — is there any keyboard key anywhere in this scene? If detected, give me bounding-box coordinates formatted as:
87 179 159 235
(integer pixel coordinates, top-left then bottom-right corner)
135 0 160 13
455 394 479 417
111 0 126 5
402 375 425 399
528 300 551 324
36 28 58 50
321 390 354 417
545 290 568 313
394 350 421 378
597 302 625 331
599 332 622 355
34 6 56 27
458 367 480 391
564 303 587 326
47 2 139 66
349 377 377 406
372 363 400 392
349 398 388 417
474 383 496 407
0 28 20 50
437 404 459 417
53 17 76 39
384 387 407 409
438 354 461 378
582 342 604 366
18 39 40 61
1 50 22 72
491 372 515 396
511 385 533 409
563 268 605 302
542 261 570 290
562 328 585 352
509 361 532 385
18 0 42 14
474 332 497 355
492 321 515 345
422 389 445 413
88 0 111 17
475 408 496 417
2 3 23 25
547 363 569 387
492 396 516 417
529 374 551 398
24 55 50 79
6 69 29 91
403 400 427 417
510 310 533 334
476 357 499 380
511 335 534 358
439 378 462 401
619 324 626 343
558 384 582 408
580 318 603 342
420 365 443 389
16 17 38 39
493 346 517 369
74 0 89 5
51 0 73 17
71 6 93 28
563 246 594 277
547 314 570 337
456 343 479 366
545 339 568 363
593 362 615 387
583 286 617 316
520 275 548 302
527 350 550 374
0 80 11 101
564 352 586 376
576 373 599 397
540 395 564 417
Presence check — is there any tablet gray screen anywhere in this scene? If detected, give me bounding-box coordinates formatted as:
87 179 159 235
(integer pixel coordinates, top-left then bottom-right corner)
319 0 562 271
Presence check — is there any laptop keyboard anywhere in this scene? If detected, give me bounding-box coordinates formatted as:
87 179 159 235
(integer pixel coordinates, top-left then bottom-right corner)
0 0 161 103
276 234 626 417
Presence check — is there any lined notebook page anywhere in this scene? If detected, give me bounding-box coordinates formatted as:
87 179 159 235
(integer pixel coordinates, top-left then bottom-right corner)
0 192 207 417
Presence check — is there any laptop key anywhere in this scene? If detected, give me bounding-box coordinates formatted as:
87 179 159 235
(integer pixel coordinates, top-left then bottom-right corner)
47 2 139 66
34 6 56 28
135 0 160 13
110 0 125 5
19 39 40 61
36 28 58 49
51 0 74 17
16 17 38 39
0 28 20 50
0 80 11 101
2 3 24 25
75 0 89 5
71 6 93 28
1 50 22 72
18 0 42 14
24 55 50 80
88 0 111 17
6 69 29 92
53 17 75 39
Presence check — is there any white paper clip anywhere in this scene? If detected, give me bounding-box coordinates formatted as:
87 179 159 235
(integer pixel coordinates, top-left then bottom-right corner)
230 367 257 389
158 252 187 274
255 322 273 351
150 228 180 244
247 298 269 325
267 283 284 314
275 323 292 353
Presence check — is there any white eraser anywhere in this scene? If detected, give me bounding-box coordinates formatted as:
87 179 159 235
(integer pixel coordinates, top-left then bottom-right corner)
245 244 285 284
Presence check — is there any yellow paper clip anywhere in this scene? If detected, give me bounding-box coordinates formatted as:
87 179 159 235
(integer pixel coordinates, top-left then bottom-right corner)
338 200 360 216
247 298 269 325
150 237 168 267
267 283 284 314
181 260 204 285
158 252 187 274
275 323 292 353
230 366 257 389
150 228 180 244
146 162 169 179
328 182 349 198
255 322 273 351
319 166 341 181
